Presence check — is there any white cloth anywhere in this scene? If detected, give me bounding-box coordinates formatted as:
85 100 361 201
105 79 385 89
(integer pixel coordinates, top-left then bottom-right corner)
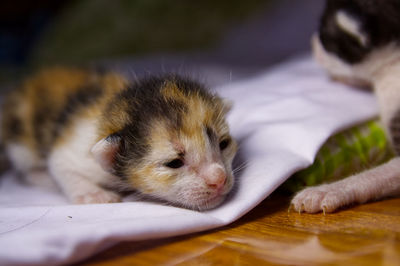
0 57 378 265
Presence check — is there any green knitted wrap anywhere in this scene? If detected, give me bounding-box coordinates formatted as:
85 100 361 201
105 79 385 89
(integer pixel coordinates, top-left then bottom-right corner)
283 120 394 192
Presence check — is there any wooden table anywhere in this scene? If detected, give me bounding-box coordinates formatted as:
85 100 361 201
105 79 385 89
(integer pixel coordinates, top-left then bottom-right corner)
85 193 400 265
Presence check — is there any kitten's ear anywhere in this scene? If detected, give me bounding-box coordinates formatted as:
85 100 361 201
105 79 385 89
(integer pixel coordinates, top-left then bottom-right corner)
91 135 121 173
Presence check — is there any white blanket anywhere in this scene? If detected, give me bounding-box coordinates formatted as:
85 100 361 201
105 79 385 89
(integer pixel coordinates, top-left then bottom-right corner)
0 57 378 265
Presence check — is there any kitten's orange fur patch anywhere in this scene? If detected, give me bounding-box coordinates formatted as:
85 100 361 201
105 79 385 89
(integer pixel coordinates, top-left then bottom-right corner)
161 81 186 101
2 68 129 154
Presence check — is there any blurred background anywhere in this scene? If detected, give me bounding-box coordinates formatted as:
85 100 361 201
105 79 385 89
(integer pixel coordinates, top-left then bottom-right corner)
0 0 324 87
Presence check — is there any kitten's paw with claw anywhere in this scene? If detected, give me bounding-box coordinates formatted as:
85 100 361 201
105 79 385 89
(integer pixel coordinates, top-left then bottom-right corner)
290 185 348 214
72 189 121 204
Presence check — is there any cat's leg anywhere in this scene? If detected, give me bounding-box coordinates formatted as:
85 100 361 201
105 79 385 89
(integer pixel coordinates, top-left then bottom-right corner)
47 136 121 204
291 157 400 213
48 154 121 204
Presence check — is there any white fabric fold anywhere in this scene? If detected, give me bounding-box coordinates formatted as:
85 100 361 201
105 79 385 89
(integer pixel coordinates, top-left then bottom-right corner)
0 56 378 265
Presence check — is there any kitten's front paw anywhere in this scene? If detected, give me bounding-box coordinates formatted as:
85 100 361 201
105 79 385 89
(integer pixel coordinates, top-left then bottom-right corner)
72 189 121 204
290 184 348 214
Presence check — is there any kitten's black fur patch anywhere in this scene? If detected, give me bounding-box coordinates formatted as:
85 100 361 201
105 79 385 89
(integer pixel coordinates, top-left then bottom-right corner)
4 114 23 140
2 94 24 141
319 0 400 64
32 84 104 156
53 84 103 137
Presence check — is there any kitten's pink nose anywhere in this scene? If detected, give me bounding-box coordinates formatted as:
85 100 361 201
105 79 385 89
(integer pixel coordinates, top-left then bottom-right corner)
203 165 226 190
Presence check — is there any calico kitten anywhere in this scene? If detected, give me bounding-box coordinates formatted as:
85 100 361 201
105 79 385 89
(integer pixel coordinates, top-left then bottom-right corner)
2 68 237 210
291 0 400 213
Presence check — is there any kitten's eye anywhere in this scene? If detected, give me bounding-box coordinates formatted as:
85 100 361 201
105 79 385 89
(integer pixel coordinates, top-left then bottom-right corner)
219 138 230 150
165 159 184 169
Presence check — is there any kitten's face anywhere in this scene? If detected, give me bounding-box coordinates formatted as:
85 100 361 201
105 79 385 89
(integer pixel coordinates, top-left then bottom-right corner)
92 76 237 210
128 112 237 211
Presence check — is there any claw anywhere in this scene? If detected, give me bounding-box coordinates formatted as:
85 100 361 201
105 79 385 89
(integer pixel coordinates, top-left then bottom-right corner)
322 205 327 216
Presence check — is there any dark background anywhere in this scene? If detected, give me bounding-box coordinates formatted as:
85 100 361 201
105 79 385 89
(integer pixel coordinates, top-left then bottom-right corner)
0 0 324 87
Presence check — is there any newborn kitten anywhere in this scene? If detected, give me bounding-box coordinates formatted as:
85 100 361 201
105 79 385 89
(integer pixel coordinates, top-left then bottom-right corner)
292 0 400 213
1 68 237 210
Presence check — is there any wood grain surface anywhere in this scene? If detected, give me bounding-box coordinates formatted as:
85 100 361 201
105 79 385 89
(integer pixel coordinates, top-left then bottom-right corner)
83 193 400 265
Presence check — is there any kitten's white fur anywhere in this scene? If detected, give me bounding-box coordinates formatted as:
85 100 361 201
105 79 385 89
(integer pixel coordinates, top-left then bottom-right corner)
47 118 121 204
336 10 368 47
5 118 121 203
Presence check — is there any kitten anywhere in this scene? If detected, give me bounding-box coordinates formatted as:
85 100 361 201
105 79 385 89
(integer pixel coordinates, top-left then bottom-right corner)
1 68 237 210
291 0 400 213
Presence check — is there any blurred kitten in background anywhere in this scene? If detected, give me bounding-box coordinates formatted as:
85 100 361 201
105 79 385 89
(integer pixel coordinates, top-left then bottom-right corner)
292 0 400 213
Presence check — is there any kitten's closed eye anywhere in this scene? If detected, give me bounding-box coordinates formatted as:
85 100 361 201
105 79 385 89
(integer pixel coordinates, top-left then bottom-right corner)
219 138 230 150
165 159 184 169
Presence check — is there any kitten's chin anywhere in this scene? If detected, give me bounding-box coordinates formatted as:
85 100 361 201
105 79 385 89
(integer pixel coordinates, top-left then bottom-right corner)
171 192 227 211
189 194 227 211
183 180 234 211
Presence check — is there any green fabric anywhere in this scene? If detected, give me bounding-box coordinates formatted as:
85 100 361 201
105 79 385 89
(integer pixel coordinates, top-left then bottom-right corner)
283 120 394 192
